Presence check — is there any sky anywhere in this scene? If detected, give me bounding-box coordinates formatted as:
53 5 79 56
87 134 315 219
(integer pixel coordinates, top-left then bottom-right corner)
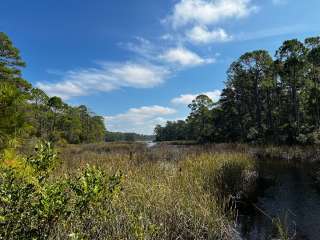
1 0 320 134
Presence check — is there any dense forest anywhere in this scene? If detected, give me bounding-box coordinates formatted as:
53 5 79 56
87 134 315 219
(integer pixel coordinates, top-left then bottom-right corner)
0 32 106 149
105 131 154 142
155 36 320 145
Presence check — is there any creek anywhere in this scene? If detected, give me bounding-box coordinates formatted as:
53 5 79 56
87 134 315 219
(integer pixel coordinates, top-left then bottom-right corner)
238 159 320 240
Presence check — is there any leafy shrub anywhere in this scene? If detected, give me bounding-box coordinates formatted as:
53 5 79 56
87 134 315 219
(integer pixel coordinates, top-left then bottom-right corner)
26 141 58 181
0 142 123 240
0 167 39 239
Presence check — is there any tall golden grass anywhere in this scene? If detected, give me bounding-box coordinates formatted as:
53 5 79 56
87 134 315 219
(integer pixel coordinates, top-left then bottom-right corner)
50 142 256 239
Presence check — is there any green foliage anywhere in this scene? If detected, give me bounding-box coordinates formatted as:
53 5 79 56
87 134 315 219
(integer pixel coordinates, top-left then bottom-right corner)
155 120 190 141
0 32 30 89
0 167 39 239
70 165 108 211
0 83 30 148
0 32 106 148
187 95 214 142
155 36 320 145
1 141 256 239
32 96 106 144
26 141 58 180
0 143 123 240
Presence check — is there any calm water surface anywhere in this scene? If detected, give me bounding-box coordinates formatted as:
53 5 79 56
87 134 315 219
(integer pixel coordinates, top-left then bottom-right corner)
239 160 320 240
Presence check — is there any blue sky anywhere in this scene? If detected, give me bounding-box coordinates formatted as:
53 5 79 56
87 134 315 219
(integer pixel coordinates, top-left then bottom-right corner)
1 0 320 134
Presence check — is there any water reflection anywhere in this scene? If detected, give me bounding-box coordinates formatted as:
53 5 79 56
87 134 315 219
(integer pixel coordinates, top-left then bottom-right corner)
239 161 320 240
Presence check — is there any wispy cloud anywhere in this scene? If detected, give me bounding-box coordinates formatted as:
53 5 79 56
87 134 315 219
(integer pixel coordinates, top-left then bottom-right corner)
104 105 176 134
39 35 217 100
37 62 169 100
119 37 159 61
123 37 215 67
166 0 258 27
38 0 261 101
186 26 232 44
160 47 214 66
171 90 221 105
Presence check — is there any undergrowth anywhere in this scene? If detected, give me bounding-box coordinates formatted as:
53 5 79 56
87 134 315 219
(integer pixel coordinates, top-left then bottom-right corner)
1 142 257 239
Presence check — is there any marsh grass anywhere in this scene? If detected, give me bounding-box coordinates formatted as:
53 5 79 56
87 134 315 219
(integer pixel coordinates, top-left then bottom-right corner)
273 216 295 240
254 145 320 163
49 143 256 239
1 142 256 239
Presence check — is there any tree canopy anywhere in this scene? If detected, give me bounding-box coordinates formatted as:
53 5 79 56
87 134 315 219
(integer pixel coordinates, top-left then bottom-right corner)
155 36 320 145
0 32 106 149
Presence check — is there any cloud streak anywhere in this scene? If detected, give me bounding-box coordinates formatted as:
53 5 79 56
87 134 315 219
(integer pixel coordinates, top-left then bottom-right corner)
104 105 176 134
37 0 261 102
186 26 232 44
160 47 214 66
39 37 217 100
37 62 169 100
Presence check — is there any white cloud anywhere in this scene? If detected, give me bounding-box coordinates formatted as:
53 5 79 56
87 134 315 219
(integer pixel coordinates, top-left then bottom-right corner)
37 62 169 100
186 26 232 44
161 34 175 41
39 38 219 100
171 90 221 105
37 81 87 100
160 47 214 66
104 105 176 134
168 0 257 28
120 37 158 61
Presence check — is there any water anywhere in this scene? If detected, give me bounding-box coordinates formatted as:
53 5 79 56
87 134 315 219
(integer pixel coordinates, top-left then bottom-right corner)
146 141 157 148
239 160 320 240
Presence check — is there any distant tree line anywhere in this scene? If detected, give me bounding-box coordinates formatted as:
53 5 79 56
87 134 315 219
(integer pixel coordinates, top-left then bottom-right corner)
155 36 320 145
0 32 106 149
105 131 154 142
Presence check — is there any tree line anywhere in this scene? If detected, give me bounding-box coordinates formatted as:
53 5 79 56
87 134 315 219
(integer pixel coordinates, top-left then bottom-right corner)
155 36 320 145
0 32 106 149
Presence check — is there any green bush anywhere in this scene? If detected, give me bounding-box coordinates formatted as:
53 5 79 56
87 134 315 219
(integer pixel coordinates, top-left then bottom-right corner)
0 167 39 239
0 142 123 240
26 141 58 181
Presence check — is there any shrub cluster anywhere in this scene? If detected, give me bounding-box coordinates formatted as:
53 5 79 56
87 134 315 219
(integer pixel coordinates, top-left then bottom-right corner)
0 142 122 239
